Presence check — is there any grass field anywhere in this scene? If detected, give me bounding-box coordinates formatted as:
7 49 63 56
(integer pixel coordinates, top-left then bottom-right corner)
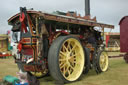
0 57 128 85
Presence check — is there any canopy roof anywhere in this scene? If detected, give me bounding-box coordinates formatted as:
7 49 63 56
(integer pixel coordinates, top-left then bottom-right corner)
8 10 114 29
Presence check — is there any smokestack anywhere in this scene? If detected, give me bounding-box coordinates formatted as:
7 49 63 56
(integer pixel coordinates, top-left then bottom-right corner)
85 0 90 16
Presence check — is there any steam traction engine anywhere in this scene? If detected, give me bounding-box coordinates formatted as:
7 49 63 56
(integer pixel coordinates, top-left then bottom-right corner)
8 7 114 83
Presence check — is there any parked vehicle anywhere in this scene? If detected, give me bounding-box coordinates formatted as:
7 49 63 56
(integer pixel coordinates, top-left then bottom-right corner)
8 0 114 83
119 16 128 63
0 34 12 58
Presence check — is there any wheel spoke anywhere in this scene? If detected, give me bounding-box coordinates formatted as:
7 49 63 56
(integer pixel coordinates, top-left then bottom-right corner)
68 70 71 76
60 51 67 56
70 44 77 52
68 67 72 72
71 52 79 57
69 56 76 62
59 58 66 62
65 66 69 73
60 63 66 69
59 54 65 59
101 65 104 69
72 60 77 64
103 63 106 69
70 65 74 70
63 44 69 52
100 61 103 65
67 41 71 51
63 67 66 75
103 60 107 65
60 62 64 67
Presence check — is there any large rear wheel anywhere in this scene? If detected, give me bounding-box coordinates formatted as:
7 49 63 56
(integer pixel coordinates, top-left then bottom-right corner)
48 36 85 83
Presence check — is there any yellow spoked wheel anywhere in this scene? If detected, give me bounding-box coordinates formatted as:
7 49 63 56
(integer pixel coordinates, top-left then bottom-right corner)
97 51 108 72
59 38 84 81
48 36 85 83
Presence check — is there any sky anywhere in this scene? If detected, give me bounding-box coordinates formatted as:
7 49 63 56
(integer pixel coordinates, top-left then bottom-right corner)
0 0 127 34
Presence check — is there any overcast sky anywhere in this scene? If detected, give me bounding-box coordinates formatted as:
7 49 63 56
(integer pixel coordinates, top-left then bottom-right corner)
0 0 127 34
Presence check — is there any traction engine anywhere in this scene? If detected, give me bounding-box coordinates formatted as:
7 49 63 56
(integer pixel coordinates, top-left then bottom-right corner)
8 6 114 83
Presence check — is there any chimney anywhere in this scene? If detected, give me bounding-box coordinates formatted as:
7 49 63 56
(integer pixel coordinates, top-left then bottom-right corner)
85 0 90 16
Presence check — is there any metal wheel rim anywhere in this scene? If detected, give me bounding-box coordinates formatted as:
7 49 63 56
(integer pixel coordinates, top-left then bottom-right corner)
99 52 108 72
59 38 84 81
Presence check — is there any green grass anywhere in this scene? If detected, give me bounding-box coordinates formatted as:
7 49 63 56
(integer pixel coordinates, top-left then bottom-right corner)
0 57 128 85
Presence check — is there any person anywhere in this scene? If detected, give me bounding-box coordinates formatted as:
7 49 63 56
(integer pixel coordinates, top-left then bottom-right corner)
88 33 97 48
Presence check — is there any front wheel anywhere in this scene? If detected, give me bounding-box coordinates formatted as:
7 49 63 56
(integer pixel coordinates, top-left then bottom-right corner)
96 50 109 73
48 36 85 83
